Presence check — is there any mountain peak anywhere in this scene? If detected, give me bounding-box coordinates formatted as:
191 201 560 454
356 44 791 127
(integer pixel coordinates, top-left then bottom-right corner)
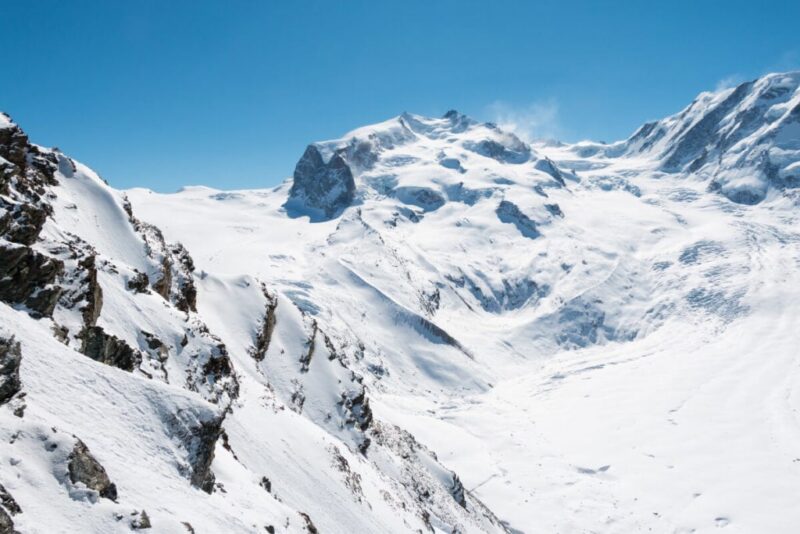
283 111 564 221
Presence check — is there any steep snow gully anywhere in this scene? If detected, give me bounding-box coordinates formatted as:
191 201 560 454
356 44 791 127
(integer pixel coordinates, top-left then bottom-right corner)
1 72 800 533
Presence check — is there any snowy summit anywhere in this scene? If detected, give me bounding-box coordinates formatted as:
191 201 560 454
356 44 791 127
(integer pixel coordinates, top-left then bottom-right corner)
1 72 800 533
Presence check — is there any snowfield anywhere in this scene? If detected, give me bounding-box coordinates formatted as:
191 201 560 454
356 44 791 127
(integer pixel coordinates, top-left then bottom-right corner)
1 71 800 533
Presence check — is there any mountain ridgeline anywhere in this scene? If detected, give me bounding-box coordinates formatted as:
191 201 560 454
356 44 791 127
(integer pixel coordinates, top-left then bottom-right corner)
0 71 799 532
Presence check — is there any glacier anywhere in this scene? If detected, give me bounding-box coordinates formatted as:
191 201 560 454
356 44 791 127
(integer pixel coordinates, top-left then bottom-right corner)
1 72 800 533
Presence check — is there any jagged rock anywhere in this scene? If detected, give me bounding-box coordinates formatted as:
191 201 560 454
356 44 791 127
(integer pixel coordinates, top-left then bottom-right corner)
171 243 197 313
249 288 277 362
130 510 151 530
0 123 29 172
77 254 103 327
141 331 168 362
164 411 223 493
126 270 150 293
288 145 356 220
259 476 271 493
0 201 50 246
298 512 318 533
152 257 172 300
67 439 118 501
0 242 63 317
340 387 373 432
0 506 15 534
0 337 21 405
80 326 141 372
450 473 466 508
200 342 238 400
0 483 21 515
175 277 197 313
299 322 317 373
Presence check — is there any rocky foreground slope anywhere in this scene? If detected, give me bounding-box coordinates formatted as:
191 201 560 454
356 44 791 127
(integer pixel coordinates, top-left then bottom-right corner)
2 72 800 533
0 112 504 533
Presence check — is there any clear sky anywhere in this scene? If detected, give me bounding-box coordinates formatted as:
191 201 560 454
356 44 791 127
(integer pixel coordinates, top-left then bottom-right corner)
2 0 798 191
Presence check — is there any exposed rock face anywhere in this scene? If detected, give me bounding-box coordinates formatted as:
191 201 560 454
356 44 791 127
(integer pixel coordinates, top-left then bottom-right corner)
152 257 172 301
450 473 466 508
123 198 198 312
151 244 197 313
126 270 150 293
249 287 277 362
0 202 49 246
298 512 318 533
619 72 800 203
534 157 568 186
0 483 20 534
77 254 103 326
80 326 141 372
0 484 21 516
0 507 15 534
661 81 754 173
68 439 118 501
0 337 21 405
200 342 237 397
164 411 223 493
288 145 356 220
340 387 373 432
496 200 540 239
0 242 64 317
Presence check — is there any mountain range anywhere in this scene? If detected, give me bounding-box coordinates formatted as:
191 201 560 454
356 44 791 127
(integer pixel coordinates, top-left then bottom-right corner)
1 71 799 533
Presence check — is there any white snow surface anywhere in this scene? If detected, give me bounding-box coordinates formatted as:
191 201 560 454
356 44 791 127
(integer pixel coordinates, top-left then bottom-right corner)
3 72 800 533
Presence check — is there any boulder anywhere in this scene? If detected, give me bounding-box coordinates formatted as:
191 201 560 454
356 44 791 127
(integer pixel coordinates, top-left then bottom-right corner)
0 337 21 405
68 439 118 501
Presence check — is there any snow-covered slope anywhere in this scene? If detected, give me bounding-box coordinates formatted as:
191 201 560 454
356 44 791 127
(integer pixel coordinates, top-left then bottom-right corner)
0 113 505 533
2 71 800 533
560 71 800 204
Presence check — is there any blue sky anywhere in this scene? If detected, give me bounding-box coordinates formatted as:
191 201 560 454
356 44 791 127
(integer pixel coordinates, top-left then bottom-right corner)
2 0 798 191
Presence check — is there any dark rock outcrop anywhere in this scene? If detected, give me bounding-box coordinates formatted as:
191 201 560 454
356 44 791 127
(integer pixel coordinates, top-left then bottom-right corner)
80 326 141 372
130 510 151 530
450 473 466 508
171 243 197 313
0 337 21 405
0 201 50 246
249 288 277 362
298 512 318 534
0 506 15 534
496 200 540 239
0 242 63 317
127 270 150 293
0 484 21 516
77 254 103 327
68 439 118 501
152 257 172 301
164 411 224 493
287 145 356 220
340 387 373 432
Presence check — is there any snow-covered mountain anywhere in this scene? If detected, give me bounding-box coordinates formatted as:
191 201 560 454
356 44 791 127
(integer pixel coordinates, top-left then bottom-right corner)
2 72 800 533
